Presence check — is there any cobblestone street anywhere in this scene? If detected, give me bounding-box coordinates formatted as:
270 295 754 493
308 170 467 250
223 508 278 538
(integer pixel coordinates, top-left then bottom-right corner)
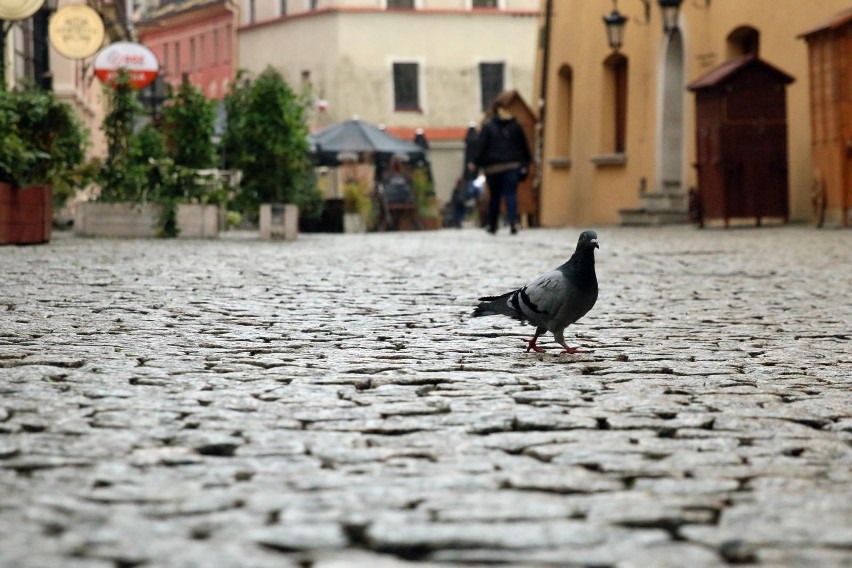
1 226 851 567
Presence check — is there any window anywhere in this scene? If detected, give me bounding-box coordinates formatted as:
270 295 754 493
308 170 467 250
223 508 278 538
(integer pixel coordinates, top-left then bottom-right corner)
249 0 256 23
387 0 415 7
279 0 287 16
479 61 504 111
163 43 169 75
174 41 181 73
726 26 760 59
190 37 196 70
473 0 498 7
555 64 573 159
393 62 420 111
602 53 628 154
212 29 219 66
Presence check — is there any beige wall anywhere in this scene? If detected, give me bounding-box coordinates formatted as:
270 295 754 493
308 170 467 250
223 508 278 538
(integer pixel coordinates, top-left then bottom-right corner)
537 0 851 226
239 2 538 203
3 0 109 159
50 44 108 160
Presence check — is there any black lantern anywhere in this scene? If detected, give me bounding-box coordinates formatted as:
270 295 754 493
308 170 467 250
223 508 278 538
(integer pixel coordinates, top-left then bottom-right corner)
658 0 682 34
603 4 627 51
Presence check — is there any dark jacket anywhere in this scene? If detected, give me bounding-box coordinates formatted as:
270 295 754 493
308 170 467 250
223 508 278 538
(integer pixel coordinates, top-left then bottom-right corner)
472 117 532 169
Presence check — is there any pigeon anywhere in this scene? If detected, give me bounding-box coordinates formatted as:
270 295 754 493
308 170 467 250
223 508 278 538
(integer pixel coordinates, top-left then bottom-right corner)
471 230 599 353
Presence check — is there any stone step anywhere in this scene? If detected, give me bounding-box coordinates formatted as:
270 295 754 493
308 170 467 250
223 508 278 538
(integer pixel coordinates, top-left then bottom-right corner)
618 207 690 226
638 191 687 212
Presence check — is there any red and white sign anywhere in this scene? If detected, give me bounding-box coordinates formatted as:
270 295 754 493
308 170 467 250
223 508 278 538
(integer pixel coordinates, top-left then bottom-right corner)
94 42 159 90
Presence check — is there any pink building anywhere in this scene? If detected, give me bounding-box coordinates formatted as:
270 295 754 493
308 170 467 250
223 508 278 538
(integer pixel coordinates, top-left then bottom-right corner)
136 0 239 100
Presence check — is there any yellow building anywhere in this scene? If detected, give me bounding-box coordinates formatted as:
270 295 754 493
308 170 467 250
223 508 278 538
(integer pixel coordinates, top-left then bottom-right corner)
535 0 852 226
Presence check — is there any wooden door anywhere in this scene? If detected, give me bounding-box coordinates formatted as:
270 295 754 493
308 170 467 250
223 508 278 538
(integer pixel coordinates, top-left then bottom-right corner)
722 123 789 222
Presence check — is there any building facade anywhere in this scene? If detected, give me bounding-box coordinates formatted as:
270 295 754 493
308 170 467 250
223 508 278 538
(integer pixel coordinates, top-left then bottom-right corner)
137 0 240 100
535 0 852 227
237 0 538 204
2 0 133 158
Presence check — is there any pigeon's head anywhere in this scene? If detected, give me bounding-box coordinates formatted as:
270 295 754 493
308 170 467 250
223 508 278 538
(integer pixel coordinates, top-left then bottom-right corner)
577 230 599 251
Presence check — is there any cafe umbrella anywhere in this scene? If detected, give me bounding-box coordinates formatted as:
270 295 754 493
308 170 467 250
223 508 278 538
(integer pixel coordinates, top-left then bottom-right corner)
308 118 426 166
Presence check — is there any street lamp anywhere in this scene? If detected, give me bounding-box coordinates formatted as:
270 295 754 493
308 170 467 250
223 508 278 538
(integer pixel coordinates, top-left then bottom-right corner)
139 75 168 119
657 0 682 34
603 1 627 51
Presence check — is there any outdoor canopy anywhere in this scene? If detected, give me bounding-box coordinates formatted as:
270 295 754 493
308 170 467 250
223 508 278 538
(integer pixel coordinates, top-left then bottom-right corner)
308 118 426 166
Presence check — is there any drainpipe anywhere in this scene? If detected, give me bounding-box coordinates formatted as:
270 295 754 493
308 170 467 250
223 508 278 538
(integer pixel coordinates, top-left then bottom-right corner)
0 21 10 91
534 0 553 225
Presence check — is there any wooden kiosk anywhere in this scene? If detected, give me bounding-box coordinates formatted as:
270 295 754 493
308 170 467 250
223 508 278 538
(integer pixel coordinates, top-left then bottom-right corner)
799 9 852 227
687 56 794 227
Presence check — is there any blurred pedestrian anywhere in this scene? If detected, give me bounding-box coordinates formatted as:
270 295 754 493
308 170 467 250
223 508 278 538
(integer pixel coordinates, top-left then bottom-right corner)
468 91 531 235
378 156 419 230
450 178 468 228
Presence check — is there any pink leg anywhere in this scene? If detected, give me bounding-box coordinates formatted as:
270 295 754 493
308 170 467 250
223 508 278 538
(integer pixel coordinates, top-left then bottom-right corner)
525 326 547 353
555 332 584 355
525 336 545 353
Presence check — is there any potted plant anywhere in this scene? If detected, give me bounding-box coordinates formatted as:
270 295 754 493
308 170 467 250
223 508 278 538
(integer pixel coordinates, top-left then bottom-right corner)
76 72 224 238
412 165 441 230
342 178 373 233
222 67 323 239
1 87 88 245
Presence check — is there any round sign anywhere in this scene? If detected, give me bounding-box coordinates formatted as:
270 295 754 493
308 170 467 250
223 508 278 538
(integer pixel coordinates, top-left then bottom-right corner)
0 0 44 20
94 42 160 90
49 5 105 60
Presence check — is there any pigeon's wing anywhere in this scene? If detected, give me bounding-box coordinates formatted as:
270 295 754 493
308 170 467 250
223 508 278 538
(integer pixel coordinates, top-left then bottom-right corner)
506 269 569 324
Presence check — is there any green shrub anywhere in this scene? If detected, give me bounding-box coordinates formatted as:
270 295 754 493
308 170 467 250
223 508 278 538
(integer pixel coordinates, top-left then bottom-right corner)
222 67 322 221
0 86 89 207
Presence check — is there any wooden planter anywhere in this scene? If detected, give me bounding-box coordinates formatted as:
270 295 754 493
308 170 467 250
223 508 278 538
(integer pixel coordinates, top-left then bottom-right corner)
75 202 161 238
343 212 367 233
259 203 298 240
74 202 220 238
0 183 52 245
176 204 220 238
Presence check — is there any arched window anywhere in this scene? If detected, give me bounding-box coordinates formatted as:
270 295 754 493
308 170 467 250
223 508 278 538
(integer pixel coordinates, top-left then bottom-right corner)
602 53 628 154
727 26 760 59
555 64 574 159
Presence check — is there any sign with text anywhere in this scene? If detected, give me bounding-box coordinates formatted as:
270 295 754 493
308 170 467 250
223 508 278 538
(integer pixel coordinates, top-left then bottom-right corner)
49 5 105 60
94 42 159 90
0 0 43 20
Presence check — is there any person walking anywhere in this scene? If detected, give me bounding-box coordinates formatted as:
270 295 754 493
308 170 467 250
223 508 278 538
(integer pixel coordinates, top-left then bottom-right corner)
468 91 532 235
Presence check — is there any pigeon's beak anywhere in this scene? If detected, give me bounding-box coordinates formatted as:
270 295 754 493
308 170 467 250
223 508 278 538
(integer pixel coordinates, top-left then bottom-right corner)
592 239 599 249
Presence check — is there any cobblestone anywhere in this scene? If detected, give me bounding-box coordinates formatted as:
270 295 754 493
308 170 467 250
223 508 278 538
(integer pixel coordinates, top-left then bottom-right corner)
1 225 851 567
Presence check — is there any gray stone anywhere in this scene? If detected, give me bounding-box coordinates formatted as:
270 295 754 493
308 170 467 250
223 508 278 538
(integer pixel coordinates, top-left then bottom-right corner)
251 523 349 551
1 227 851 567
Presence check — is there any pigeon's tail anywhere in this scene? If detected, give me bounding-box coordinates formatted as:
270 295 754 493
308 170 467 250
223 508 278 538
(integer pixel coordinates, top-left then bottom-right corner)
471 292 514 318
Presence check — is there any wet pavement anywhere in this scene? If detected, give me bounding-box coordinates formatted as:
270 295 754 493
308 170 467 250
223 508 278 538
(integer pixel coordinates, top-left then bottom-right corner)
1 225 851 567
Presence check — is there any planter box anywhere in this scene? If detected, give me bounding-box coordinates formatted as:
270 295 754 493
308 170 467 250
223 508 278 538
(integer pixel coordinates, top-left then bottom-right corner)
259 203 298 240
343 212 367 233
0 183 52 245
75 202 221 238
420 215 442 230
74 202 161 238
176 204 220 238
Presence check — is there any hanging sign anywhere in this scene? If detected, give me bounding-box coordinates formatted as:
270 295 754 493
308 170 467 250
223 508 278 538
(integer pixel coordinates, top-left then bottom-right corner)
0 0 44 20
49 5 105 60
94 42 159 90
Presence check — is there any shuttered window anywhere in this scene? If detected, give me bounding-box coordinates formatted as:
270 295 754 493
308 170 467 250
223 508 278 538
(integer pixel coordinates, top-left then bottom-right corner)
393 62 420 111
